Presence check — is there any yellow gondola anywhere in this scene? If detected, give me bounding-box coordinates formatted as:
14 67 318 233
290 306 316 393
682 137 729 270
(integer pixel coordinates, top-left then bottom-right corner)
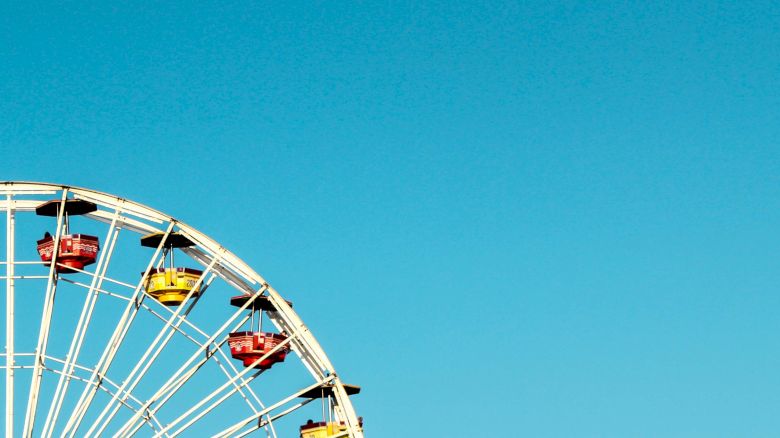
140 232 201 306
298 385 363 438
299 421 350 438
144 267 202 306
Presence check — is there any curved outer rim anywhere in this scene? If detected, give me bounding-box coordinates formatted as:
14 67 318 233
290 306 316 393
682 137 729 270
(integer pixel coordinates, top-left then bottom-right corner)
0 181 363 438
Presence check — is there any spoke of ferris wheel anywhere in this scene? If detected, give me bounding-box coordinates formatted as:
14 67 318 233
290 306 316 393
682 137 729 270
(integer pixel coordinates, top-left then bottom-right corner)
32 270 267 423
118 313 254 438
131 300 270 425
253 397 316 434
160 334 296 437
147 307 315 438
56 275 256 384
120 317 254 438
95 305 270 437
211 377 334 438
110 250 268 415
114 291 266 437
167 342 293 438
128 274 334 435
237 398 315 438
41 356 164 432
23 188 69 438
163 368 264 438
41 207 123 438
66 273 206 340
85 258 219 438
41 348 253 436
62 221 176 438
63 225 171 436
5 194 16 437
18 261 317 436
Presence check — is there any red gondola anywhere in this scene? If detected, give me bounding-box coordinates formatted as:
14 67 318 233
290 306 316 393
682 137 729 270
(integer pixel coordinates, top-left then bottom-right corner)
37 234 99 273
227 294 292 370
228 331 290 369
35 199 100 274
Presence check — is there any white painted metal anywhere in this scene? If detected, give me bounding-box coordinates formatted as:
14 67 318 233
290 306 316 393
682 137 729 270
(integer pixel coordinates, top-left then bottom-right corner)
40 356 164 433
99 290 273 435
114 292 265 437
41 208 123 438
0 182 363 438
62 222 176 437
85 258 219 438
23 189 69 438
212 378 333 438
160 335 295 437
5 194 15 437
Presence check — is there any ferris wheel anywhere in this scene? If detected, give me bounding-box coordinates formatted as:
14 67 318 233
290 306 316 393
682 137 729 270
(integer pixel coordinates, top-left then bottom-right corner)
0 182 364 438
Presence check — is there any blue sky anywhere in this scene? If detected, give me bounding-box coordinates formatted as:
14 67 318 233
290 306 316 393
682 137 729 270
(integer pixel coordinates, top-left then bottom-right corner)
2 1 780 436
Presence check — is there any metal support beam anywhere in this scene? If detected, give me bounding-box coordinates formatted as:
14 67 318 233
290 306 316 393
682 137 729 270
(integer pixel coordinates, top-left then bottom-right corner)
23 189 69 438
5 194 15 437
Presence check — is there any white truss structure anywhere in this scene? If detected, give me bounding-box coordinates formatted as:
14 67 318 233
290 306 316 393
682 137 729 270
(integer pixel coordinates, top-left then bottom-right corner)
0 182 363 438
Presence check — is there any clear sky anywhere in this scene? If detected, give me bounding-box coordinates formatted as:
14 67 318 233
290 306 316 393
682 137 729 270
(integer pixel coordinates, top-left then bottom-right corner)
2 1 780 437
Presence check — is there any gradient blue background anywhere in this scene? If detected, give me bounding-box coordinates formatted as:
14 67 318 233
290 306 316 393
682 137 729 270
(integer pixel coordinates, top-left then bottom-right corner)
3 2 780 436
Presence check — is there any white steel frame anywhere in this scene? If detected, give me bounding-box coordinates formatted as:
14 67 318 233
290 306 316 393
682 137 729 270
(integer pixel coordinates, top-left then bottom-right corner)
0 182 363 438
